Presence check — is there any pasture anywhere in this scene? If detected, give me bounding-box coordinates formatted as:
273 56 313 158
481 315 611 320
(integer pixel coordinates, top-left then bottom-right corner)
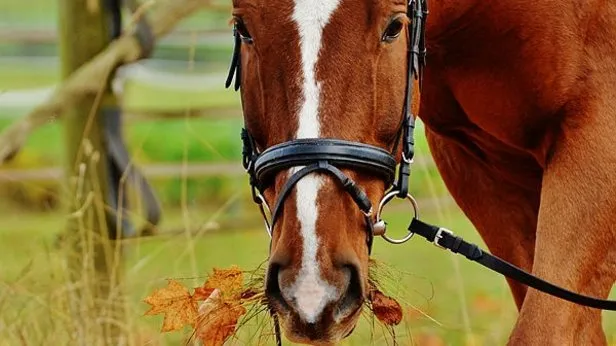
2 1 616 345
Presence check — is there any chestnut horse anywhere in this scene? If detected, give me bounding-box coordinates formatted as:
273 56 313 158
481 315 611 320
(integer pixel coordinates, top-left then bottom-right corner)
228 0 616 344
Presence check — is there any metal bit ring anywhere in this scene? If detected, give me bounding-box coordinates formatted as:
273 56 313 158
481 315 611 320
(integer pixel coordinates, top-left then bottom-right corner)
374 190 419 244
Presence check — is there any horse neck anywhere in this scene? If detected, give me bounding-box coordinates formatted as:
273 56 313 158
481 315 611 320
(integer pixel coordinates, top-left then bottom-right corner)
426 0 480 42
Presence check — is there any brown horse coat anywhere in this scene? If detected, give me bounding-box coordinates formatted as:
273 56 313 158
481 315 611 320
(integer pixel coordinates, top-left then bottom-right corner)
424 0 616 344
232 0 616 343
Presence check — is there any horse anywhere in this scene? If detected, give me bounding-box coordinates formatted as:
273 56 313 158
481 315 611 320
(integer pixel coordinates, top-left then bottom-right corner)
227 0 616 344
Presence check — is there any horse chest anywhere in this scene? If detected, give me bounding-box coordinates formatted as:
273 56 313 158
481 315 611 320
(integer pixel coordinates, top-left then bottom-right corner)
424 1 581 165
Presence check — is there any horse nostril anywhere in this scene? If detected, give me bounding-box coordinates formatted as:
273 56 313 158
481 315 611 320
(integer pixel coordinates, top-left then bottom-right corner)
265 263 291 312
336 264 364 319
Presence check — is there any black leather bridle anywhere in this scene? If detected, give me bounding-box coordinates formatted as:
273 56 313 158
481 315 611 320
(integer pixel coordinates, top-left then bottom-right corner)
227 0 427 254
224 0 616 339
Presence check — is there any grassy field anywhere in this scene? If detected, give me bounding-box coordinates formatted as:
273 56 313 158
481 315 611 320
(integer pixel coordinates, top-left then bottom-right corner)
0 201 517 345
3 201 616 346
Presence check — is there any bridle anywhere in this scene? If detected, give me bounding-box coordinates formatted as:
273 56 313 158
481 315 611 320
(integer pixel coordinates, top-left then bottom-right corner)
224 0 616 341
227 0 428 254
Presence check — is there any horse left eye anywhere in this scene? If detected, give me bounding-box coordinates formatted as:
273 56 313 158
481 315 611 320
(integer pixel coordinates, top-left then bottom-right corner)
382 19 404 43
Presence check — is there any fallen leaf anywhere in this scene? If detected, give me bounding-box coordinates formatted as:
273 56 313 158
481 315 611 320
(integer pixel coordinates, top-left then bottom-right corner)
369 289 403 326
144 280 198 332
199 265 244 301
144 266 258 343
198 289 222 315
193 287 215 302
196 289 247 346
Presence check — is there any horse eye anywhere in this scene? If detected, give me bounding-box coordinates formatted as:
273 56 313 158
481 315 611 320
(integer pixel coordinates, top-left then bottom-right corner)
235 20 253 43
382 19 404 43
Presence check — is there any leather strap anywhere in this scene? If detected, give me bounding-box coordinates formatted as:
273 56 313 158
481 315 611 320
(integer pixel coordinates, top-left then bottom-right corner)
269 161 374 252
254 139 397 186
409 218 616 310
270 161 373 226
392 0 426 197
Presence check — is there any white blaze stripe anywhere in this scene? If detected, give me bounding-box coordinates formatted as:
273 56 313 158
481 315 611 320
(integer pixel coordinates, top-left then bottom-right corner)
286 0 341 323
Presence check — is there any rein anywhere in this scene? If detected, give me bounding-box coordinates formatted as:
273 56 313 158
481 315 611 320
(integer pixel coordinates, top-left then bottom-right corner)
225 0 616 342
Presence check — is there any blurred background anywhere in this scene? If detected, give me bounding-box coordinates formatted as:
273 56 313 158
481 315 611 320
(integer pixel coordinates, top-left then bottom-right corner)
1 0 616 345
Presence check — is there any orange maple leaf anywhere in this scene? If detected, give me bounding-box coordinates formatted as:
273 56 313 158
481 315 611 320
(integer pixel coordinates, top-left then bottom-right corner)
144 279 198 332
198 265 244 301
144 266 254 342
193 287 215 302
369 289 403 326
196 289 247 346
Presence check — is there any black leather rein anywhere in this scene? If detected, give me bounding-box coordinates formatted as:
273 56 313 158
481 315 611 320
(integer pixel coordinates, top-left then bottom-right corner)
409 219 616 310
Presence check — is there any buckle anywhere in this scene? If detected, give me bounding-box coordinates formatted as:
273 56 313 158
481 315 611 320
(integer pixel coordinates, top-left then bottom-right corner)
433 228 453 249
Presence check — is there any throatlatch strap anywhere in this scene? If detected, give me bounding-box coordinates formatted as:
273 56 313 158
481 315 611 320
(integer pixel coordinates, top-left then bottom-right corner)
409 218 616 310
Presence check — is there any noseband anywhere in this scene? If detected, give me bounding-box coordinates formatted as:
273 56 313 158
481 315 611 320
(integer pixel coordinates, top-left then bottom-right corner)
227 0 428 253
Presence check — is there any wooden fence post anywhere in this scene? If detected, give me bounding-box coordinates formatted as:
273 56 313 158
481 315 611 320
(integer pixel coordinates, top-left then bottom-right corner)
58 0 126 343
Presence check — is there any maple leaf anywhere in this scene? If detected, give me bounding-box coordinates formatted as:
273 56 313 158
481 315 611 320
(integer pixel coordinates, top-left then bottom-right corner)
193 286 215 302
198 265 244 301
144 279 198 332
369 289 403 326
144 266 256 343
196 289 247 346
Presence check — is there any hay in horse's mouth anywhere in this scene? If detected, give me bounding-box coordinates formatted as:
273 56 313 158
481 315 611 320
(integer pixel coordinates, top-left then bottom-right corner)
143 261 409 345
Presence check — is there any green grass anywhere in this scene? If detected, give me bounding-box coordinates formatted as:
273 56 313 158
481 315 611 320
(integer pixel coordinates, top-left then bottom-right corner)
3 203 616 345
0 203 512 345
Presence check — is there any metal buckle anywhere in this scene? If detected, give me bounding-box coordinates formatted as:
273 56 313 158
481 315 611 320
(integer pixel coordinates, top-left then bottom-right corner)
374 190 419 244
433 227 453 249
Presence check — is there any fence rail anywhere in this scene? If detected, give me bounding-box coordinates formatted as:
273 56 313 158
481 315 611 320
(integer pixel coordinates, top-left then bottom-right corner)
0 162 242 182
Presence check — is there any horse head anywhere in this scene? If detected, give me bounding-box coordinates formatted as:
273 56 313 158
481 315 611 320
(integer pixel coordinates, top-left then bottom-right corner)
228 0 423 343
